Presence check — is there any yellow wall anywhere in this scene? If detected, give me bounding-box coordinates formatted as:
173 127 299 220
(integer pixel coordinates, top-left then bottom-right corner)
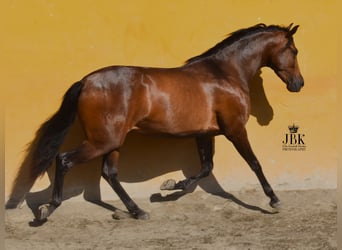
3 1 338 202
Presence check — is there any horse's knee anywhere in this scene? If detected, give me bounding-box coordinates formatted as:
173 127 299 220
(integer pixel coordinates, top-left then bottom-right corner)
102 152 119 180
102 170 117 181
101 165 118 181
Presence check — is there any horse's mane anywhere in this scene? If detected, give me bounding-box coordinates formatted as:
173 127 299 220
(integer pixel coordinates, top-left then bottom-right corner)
185 23 290 64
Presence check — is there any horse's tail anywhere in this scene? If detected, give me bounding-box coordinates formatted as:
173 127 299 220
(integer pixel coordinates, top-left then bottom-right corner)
30 81 83 179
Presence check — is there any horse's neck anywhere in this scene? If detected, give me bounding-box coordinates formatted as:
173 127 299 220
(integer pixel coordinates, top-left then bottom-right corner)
216 34 275 86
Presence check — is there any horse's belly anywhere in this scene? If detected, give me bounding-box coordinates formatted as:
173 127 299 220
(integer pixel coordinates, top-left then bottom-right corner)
133 114 220 136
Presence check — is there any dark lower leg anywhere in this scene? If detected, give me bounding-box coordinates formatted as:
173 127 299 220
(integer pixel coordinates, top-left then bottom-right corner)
37 152 73 220
37 141 105 220
160 135 214 191
228 129 280 208
248 159 279 207
102 151 148 219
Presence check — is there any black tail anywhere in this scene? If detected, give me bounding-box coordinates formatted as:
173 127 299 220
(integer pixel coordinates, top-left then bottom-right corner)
30 81 83 179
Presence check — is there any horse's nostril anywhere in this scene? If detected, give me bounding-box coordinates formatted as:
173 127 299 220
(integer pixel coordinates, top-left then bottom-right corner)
298 76 304 87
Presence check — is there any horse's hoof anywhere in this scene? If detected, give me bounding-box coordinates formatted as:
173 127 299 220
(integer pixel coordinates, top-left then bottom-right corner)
37 204 50 221
134 210 150 220
270 200 281 209
160 179 176 190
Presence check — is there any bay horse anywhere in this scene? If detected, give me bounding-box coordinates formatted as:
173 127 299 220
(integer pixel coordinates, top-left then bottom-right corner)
29 23 303 221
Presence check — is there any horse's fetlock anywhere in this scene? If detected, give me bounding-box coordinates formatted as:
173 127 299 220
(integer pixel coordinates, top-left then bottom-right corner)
50 200 61 208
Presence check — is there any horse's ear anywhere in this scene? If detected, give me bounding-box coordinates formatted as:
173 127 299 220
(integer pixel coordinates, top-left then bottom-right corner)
286 23 294 30
287 24 299 37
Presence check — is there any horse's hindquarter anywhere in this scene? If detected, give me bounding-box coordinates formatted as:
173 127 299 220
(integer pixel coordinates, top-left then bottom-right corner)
78 67 142 144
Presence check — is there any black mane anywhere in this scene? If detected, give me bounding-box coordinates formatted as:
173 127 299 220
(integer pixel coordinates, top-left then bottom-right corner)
185 23 290 64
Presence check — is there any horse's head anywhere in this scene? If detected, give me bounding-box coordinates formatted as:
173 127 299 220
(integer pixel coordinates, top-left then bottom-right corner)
268 24 304 92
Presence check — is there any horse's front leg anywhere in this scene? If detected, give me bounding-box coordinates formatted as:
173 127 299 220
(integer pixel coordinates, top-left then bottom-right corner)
160 135 214 191
226 126 280 208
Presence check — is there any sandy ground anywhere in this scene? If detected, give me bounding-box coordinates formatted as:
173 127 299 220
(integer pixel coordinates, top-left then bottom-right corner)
5 189 337 250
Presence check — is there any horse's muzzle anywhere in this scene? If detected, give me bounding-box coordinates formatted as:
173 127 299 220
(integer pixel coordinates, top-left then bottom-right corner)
287 76 304 92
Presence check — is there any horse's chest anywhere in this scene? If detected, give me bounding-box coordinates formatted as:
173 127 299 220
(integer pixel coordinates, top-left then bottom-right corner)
215 88 250 124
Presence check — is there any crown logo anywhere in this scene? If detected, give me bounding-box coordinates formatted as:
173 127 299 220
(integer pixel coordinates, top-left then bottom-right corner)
288 124 299 133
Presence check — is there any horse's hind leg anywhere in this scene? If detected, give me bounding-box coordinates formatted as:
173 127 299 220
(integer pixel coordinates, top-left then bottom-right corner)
160 135 214 191
102 150 149 220
37 141 110 221
226 127 280 208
